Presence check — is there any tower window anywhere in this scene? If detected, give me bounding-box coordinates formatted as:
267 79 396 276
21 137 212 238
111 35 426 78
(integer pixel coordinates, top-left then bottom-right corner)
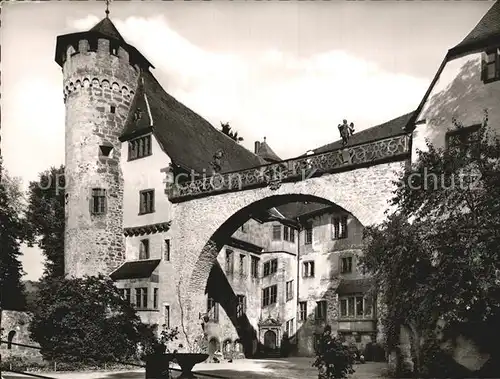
262 285 277 307
110 42 119 56
128 135 152 161
303 261 315 278
139 189 155 214
305 223 313 245
90 188 106 215
99 145 114 158
139 239 150 260
110 105 116 114
481 48 500 83
332 215 348 240
164 239 171 261
341 256 353 274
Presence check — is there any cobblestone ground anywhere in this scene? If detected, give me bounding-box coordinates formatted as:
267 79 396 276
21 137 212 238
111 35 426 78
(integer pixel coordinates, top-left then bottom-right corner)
3 358 388 379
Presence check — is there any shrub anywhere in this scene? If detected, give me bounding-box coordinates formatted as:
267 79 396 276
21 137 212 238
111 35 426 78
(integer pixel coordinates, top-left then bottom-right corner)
312 326 355 379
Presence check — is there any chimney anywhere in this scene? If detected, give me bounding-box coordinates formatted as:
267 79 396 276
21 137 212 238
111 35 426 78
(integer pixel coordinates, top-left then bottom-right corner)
254 141 261 154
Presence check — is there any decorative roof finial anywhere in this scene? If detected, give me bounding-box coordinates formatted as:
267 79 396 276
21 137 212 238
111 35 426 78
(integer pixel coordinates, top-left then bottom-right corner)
263 136 266 142
105 0 111 18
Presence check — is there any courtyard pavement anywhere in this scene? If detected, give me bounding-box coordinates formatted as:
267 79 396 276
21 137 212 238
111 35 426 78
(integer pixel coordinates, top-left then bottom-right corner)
3 358 388 379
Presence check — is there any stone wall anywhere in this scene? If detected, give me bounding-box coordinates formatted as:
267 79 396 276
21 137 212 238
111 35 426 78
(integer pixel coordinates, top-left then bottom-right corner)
166 159 406 354
1 311 42 360
62 37 140 278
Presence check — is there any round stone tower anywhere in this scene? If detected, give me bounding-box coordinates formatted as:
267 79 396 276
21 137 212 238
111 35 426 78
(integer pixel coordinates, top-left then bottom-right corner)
55 15 153 277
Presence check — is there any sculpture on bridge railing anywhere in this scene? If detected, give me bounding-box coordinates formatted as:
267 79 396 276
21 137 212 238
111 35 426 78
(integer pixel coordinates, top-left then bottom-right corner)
210 149 225 173
338 119 355 146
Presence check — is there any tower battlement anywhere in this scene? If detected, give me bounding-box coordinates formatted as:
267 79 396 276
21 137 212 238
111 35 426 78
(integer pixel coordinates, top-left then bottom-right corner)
56 18 145 278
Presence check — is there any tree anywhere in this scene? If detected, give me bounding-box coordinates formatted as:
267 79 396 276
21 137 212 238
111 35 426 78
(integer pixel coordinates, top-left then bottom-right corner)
29 274 152 364
220 122 243 143
26 165 65 279
313 326 355 379
360 116 500 373
0 164 28 311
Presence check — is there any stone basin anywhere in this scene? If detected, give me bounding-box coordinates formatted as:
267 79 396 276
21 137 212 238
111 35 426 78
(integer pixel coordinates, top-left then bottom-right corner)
167 353 209 378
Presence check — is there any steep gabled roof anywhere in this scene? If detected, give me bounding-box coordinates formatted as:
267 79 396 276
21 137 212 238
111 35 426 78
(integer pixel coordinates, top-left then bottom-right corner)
448 1 500 60
256 139 281 163
120 71 266 174
89 17 125 43
307 111 415 155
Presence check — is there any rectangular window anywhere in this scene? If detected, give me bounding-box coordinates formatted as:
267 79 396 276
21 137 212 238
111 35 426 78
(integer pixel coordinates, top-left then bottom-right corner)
135 288 148 309
286 280 294 301
128 135 152 160
481 49 500 83
315 300 327 320
139 239 150 260
339 296 373 319
272 225 281 240
332 216 348 239
263 259 278 277
299 301 307 321
139 189 155 214
236 295 246 318
305 224 313 245
283 226 289 241
90 188 106 215
226 249 234 273
164 305 170 328
164 239 170 261
153 288 158 309
251 256 260 278
239 254 246 276
445 124 481 153
303 261 315 278
341 257 353 274
286 319 294 336
262 285 278 307
207 297 219 322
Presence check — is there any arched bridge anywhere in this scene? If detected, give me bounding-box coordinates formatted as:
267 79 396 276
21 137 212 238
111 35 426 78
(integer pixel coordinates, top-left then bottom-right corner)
161 133 410 349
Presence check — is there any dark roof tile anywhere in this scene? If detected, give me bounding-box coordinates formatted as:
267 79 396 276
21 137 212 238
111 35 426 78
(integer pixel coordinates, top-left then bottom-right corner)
448 1 500 59
89 17 125 43
256 140 281 163
336 278 374 295
110 259 161 281
308 111 415 155
121 71 266 174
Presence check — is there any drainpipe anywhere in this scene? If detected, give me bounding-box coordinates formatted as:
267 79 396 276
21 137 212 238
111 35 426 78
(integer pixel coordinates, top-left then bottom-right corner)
295 218 301 352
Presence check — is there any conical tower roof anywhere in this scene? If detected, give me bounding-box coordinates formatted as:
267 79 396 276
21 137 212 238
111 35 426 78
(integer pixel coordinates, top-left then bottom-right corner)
448 1 500 59
89 17 125 43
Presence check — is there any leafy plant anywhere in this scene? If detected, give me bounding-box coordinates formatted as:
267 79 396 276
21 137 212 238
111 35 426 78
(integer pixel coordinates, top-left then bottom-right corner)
312 327 355 379
29 274 151 364
359 115 500 374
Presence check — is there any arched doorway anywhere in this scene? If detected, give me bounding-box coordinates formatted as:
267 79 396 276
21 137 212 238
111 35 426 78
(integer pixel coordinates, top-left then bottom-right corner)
264 330 277 349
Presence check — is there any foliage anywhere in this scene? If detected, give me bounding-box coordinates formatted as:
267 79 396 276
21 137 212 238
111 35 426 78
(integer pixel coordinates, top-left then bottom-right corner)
0 164 29 310
28 274 152 364
220 122 244 143
312 328 355 379
359 117 500 368
25 165 65 279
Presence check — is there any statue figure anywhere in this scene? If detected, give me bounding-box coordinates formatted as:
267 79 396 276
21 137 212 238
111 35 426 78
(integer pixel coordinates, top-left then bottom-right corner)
338 119 355 146
210 149 224 173
134 107 143 123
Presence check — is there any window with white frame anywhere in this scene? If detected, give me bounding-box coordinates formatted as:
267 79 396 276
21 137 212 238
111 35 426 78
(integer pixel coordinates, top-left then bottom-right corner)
339 295 373 319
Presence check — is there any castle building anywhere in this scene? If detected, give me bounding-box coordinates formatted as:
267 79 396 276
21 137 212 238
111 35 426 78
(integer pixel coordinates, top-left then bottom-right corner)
54 1 500 360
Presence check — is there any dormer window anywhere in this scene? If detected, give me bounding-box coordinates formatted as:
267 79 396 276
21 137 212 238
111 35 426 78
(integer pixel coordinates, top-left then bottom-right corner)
110 41 119 56
128 135 152 161
481 48 500 83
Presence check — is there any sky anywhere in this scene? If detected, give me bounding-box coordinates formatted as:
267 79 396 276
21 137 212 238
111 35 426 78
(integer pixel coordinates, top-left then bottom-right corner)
1 0 493 280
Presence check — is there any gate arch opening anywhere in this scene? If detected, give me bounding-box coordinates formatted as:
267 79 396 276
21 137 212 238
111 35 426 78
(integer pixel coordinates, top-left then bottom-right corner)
184 193 367 358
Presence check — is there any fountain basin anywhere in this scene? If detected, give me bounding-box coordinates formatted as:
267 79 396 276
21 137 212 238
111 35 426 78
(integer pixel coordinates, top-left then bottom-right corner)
167 353 209 376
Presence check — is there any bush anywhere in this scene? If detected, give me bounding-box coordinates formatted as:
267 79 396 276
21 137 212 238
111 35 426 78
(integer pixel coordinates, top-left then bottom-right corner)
312 326 355 379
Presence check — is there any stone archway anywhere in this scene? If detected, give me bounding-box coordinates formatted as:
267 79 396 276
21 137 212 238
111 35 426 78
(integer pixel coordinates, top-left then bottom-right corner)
167 161 403 351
